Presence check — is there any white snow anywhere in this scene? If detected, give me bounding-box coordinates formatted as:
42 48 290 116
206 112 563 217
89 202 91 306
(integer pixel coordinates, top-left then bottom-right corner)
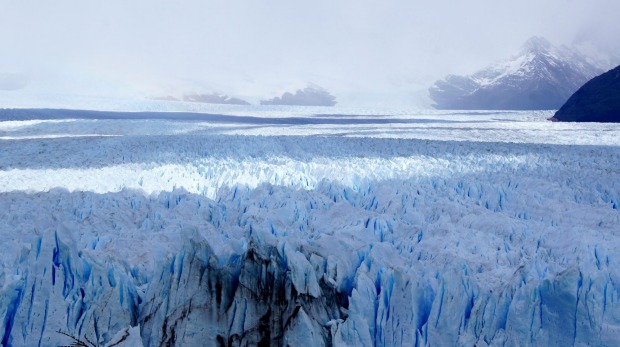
1 106 619 346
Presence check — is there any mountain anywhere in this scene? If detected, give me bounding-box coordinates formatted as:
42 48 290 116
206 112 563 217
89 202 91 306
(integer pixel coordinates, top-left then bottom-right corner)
551 65 620 122
429 37 603 110
183 93 251 105
261 85 337 106
153 93 251 105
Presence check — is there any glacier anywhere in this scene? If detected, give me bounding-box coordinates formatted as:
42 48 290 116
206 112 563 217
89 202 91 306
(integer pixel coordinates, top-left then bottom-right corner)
1 107 620 346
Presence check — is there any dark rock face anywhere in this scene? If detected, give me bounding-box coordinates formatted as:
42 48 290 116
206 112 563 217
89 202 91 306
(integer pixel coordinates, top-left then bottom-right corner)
551 65 620 122
429 37 602 110
261 86 337 106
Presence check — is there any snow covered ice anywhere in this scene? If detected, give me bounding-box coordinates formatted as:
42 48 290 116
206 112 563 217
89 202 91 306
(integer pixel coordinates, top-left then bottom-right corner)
1 105 620 346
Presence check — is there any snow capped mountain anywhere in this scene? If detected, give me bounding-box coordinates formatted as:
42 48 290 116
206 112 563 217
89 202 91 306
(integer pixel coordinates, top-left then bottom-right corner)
1 108 620 346
429 37 603 110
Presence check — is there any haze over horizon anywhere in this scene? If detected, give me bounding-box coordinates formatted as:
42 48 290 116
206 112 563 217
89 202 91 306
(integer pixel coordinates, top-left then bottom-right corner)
1 0 620 107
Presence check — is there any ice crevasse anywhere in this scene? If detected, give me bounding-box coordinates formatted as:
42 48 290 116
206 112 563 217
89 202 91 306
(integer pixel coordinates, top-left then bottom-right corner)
0 122 620 346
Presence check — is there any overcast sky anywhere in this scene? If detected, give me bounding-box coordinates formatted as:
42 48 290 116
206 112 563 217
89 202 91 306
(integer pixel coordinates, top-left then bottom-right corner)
1 0 619 106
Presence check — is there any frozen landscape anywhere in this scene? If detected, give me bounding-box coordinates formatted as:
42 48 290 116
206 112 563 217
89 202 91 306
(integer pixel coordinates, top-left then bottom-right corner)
1 105 620 346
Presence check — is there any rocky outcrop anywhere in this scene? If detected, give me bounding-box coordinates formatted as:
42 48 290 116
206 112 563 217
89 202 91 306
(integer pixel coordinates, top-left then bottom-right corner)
551 65 620 122
260 85 337 106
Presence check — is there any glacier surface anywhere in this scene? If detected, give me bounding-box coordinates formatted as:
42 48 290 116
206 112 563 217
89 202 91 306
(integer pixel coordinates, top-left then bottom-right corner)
1 107 620 346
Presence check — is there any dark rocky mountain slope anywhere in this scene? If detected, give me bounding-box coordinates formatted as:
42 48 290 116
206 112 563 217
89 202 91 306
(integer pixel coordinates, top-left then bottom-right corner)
551 65 620 122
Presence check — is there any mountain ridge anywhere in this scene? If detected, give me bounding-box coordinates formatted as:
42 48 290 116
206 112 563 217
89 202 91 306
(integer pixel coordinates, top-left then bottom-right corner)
429 37 603 110
261 84 337 106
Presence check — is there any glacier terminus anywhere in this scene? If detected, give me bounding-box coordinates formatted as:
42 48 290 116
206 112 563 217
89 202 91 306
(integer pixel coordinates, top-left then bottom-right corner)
0 106 619 346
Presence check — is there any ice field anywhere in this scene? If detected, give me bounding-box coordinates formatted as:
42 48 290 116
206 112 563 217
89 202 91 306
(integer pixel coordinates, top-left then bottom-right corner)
1 105 620 346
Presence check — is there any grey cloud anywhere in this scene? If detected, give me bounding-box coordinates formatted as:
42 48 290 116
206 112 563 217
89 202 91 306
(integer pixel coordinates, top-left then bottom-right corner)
1 0 619 107
0 73 27 91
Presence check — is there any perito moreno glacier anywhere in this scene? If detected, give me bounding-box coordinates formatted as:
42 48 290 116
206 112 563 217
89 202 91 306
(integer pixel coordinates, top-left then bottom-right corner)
0 106 619 346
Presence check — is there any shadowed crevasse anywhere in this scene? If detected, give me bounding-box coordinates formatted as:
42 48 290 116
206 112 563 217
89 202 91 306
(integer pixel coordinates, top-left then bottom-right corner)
139 239 349 347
